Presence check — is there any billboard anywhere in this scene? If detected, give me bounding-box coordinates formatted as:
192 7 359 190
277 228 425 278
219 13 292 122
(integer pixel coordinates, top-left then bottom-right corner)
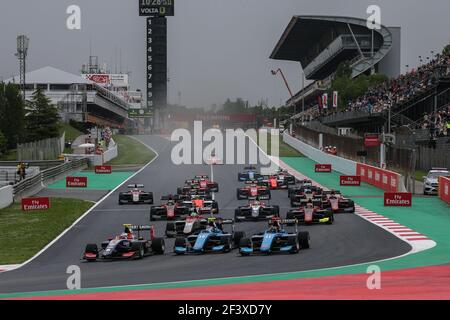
82 74 129 88
139 0 175 17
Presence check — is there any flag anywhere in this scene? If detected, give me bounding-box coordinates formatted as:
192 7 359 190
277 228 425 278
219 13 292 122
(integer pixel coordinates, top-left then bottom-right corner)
322 93 328 109
332 91 338 108
317 95 323 109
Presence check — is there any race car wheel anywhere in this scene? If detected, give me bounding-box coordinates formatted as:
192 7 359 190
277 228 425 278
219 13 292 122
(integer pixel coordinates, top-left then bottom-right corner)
298 231 310 249
233 231 246 248
273 205 280 217
151 238 165 254
177 187 183 195
222 237 232 253
138 244 145 259
326 214 334 225
288 237 300 254
165 222 175 237
174 237 187 254
239 238 251 256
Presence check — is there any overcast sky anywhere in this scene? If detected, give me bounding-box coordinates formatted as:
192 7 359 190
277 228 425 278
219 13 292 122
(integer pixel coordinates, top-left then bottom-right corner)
1 0 449 108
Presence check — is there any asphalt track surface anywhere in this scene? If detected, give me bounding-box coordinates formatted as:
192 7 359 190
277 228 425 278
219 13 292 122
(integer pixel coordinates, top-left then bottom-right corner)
0 135 410 294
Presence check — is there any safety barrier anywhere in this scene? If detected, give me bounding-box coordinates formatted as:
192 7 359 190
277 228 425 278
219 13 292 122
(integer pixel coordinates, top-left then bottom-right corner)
12 158 88 200
283 132 407 192
356 163 405 192
439 176 450 205
283 132 357 175
0 185 13 209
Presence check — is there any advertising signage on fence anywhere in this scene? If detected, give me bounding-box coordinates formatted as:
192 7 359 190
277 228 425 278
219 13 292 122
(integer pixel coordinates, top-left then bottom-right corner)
364 134 381 147
128 108 153 118
340 176 361 186
95 165 112 174
66 176 88 188
384 192 412 207
22 197 50 211
315 164 332 173
139 0 175 17
147 17 168 112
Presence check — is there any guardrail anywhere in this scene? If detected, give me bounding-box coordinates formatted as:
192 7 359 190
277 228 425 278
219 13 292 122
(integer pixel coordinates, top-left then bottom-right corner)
12 158 88 200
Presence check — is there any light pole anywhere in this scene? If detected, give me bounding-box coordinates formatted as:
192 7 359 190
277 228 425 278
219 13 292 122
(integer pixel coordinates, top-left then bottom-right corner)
15 35 29 101
271 68 294 114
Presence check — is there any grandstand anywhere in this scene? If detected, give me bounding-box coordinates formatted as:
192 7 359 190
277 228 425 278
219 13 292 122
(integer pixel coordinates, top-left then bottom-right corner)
271 15 401 121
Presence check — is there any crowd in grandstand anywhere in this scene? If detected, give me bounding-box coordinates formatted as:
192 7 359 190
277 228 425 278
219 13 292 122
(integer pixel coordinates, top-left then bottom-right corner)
308 51 450 119
420 107 450 137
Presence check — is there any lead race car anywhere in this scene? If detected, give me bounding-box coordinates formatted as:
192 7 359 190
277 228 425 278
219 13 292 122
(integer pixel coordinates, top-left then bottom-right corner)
118 184 154 205
82 224 165 261
234 200 280 222
237 181 271 200
173 218 245 254
239 218 310 255
259 169 296 189
238 166 264 182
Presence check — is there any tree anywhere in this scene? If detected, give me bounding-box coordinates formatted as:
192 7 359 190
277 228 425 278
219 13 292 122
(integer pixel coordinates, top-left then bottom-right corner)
0 131 7 155
0 82 26 149
24 88 61 142
443 41 450 54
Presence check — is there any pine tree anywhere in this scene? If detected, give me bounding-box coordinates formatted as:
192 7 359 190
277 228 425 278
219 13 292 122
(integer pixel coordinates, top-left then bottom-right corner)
0 82 25 149
25 88 61 142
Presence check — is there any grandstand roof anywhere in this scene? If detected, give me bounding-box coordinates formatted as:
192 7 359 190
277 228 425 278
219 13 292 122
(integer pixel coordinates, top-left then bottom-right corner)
5 66 92 85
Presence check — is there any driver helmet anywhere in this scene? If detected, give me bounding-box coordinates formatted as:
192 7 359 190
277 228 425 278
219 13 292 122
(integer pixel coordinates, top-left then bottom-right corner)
190 212 198 217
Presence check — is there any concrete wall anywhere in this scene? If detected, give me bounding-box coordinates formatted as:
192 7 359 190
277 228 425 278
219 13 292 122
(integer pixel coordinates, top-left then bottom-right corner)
0 185 14 209
378 26 401 78
283 132 357 175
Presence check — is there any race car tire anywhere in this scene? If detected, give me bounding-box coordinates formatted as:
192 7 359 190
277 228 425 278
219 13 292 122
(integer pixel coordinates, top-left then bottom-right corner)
222 237 232 253
288 236 300 254
138 244 144 259
298 231 310 249
239 238 251 256
177 187 183 195
236 190 245 200
233 231 246 248
273 205 280 217
165 222 175 237
326 214 334 225
151 238 165 254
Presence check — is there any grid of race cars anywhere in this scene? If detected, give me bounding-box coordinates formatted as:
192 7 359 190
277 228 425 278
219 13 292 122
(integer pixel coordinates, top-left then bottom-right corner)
83 167 355 261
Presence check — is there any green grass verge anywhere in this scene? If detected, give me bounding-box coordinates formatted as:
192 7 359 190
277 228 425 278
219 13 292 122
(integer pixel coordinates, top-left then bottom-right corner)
0 149 17 161
107 135 156 166
257 132 304 157
0 198 93 264
415 170 427 182
60 123 83 142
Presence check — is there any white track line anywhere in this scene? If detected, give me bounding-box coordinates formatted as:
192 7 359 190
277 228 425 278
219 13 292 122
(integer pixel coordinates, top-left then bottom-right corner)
0 136 161 273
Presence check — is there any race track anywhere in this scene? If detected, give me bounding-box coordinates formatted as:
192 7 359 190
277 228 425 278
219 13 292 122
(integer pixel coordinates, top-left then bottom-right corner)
0 135 411 294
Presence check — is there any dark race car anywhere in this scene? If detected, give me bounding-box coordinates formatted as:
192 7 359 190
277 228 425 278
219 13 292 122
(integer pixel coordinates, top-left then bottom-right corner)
288 180 314 197
290 186 323 207
149 196 191 221
239 218 310 255
238 166 263 182
321 190 355 213
165 213 210 238
286 202 334 225
234 200 280 222
118 184 153 205
177 183 212 197
192 175 219 192
82 224 164 261
237 182 271 200
174 218 245 254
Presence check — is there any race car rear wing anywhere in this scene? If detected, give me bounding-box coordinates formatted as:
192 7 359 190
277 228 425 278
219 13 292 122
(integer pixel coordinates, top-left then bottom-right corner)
194 175 209 179
127 184 144 189
244 166 257 170
323 190 342 195
125 224 155 239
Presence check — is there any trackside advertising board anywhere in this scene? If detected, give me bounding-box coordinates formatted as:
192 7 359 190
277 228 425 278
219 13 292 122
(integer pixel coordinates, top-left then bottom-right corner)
340 176 361 186
315 164 332 172
95 165 112 174
22 197 50 211
384 193 412 207
66 176 88 188
439 176 450 205
357 163 400 192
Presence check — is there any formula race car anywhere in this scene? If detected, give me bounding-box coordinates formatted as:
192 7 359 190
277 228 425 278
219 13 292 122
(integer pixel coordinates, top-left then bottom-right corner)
237 182 271 200
118 184 154 205
321 190 355 213
238 166 263 182
149 196 191 221
82 224 164 261
286 202 334 225
165 214 210 238
174 218 245 254
239 218 310 255
290 186 323 207
234 201 280 222
287 180 314 197
187 175 219 192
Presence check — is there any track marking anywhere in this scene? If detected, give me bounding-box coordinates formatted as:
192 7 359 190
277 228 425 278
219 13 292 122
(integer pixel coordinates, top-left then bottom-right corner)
1 136 162 273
